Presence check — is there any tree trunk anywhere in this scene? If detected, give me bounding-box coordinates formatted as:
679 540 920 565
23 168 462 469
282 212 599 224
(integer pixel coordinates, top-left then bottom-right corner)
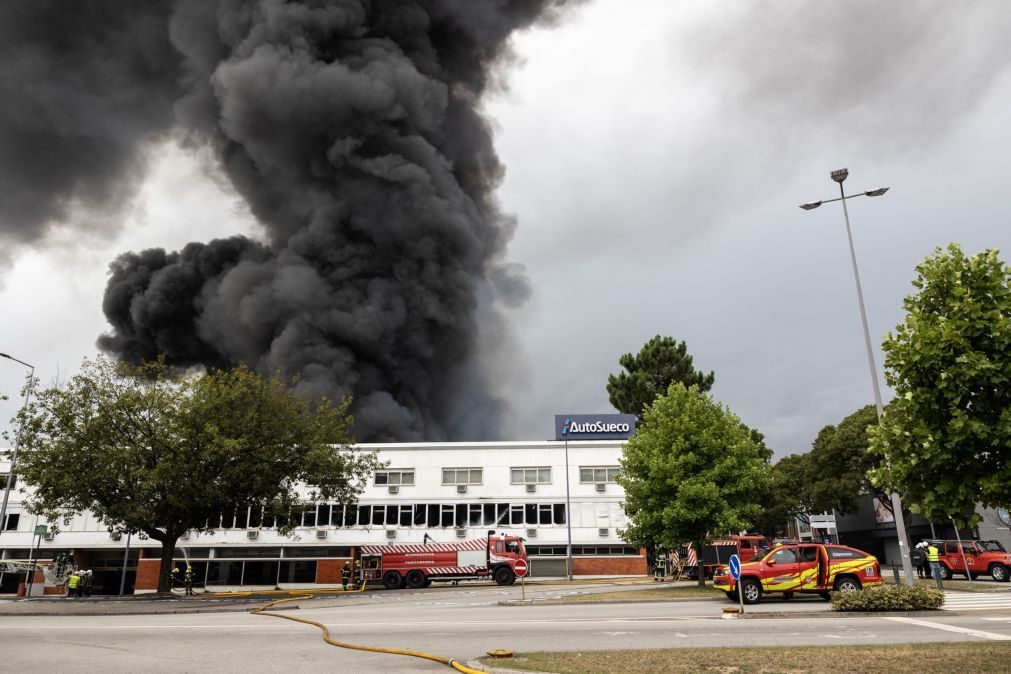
696 542 706 587
157 536 179 594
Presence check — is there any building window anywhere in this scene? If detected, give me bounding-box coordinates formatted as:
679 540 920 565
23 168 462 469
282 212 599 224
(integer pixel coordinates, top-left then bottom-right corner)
510 467 551 485
2 512 19 531
442 468 482 485
374 470 415 486
579 466 620 483
0 474 14 490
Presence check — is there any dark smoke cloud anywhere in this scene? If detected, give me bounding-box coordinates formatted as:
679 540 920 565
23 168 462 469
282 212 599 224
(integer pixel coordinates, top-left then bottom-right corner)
0 2 183 254
2 1 573 441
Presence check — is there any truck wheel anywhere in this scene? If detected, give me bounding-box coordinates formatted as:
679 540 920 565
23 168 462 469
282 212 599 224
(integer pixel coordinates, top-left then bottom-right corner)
834 576 862 593
494 567 515 586
382 571 404 590
991 564 1009 582
940 565 952 580
724 591 737 601
740 579 762 605
423 578 433 587
405 570 426 589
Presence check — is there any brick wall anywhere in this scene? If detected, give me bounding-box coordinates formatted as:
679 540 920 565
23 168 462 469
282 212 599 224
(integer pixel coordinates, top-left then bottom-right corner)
316 558 353 584
136 559 161 591
572 555 647 576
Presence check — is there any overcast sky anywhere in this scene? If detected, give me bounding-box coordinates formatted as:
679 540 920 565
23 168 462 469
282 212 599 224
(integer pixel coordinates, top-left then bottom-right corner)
3 0 1011 457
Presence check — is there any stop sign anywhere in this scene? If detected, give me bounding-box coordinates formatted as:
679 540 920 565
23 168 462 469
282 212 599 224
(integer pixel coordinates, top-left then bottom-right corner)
513 559 528 578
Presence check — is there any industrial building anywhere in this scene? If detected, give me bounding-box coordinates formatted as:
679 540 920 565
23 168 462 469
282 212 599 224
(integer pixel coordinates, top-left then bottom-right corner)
1 440 645 594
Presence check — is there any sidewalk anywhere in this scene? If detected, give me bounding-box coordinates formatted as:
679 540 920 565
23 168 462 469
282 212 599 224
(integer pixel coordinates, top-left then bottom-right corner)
0 576 655 617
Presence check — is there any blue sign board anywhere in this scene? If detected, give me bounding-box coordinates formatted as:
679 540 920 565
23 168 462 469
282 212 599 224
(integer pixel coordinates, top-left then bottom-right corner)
729 554 741 580
554 414 637 441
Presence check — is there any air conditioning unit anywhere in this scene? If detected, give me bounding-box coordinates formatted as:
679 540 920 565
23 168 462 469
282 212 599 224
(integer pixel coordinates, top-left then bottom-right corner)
456 485 468 494
315 529 328 539
246 530 259 540
388 485 399 495
43 532 55 541
110 531 122 541
525 484 536 493
595 483 606 493
598 528 609 537
385 530 397 540
455 528 467 538
526 529 537 538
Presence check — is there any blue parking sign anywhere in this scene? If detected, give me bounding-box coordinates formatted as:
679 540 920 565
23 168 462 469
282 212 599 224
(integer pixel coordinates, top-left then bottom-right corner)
729 554 741 580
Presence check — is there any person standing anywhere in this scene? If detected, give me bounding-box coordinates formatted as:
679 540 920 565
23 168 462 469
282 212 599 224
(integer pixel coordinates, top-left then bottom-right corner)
67 571 80 599
927 541 943 587
341 562 351 591
184 566 194 597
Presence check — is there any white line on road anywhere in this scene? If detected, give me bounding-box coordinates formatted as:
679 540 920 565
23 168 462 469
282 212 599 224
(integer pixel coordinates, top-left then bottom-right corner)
884 617 1011 641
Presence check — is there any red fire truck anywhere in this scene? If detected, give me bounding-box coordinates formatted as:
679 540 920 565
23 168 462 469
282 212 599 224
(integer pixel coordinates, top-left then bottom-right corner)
359 532 528 589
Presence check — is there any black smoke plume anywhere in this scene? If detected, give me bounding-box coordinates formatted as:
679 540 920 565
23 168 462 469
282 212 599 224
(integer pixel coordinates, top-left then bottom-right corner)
1 1 573 441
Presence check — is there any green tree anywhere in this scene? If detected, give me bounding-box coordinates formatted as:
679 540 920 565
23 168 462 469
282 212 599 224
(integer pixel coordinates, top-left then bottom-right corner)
607 335 714 418
753 453 813 537
13 357 381 592
617 383 771 585
869 244 1011 526
807 405 879 515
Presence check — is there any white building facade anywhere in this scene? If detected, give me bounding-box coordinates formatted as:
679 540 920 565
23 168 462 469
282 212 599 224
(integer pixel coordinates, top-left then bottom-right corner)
1 440 645 593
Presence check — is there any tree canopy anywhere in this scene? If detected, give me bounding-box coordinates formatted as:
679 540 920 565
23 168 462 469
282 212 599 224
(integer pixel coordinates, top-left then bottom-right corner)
869 244 1011 526
806 405 879 515
14 357 380 592
617 383 771 584
753 453 813 537
607 335 714 418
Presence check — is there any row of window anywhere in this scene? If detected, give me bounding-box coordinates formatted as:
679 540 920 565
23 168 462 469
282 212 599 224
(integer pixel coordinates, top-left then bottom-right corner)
210 502 570 530
526 546 639 557
373 466 620 487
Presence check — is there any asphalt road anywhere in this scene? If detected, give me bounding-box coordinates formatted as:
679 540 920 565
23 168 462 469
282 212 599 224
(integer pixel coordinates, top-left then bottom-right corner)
2 583 1009 673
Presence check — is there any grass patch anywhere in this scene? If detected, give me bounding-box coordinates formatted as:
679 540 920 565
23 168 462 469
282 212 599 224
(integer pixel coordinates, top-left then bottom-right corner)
882 575 1011 593
483 642 1011 673
563 585 722 602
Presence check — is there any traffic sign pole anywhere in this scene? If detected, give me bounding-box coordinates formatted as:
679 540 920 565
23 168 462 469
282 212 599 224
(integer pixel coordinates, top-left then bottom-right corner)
514 559 528 601
729 554 744 615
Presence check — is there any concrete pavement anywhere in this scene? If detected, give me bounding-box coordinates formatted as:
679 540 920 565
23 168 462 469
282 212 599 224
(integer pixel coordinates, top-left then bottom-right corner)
1 584 1010 672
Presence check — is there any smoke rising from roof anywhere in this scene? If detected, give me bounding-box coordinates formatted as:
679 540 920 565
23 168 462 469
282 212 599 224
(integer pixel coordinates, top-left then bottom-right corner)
2 1 573 441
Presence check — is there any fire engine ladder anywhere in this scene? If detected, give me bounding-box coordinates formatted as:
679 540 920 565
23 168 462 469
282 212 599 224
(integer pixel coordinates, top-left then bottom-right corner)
670 548 690 582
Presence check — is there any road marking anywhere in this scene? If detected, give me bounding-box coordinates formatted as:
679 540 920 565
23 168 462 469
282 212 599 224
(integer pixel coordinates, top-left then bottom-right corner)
941 591 1011 611
884 617 1011 640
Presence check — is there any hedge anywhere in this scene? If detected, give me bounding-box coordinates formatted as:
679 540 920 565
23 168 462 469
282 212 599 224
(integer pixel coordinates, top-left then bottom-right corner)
832 585 945 611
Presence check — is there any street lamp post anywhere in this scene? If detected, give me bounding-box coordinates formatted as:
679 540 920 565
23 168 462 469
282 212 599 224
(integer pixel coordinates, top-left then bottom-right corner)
800 169 916 586
0 353 34 543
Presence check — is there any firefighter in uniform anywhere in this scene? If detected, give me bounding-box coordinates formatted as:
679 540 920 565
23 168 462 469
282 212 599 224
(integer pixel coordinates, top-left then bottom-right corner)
341 562 351 591
67 571 80 598
353 559 362 590
184 566 194 597
171 566 180 590
926 541 943 585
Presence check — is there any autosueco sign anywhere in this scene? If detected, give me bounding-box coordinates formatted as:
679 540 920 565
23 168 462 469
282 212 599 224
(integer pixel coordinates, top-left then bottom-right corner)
554 414 637 441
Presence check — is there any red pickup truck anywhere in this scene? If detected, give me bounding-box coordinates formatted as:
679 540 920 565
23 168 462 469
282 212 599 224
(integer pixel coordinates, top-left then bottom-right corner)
917 540 1011 582
714 542 882 604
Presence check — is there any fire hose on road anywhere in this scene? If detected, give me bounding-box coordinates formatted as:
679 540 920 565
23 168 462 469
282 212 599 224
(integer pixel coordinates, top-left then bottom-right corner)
249 586 486 674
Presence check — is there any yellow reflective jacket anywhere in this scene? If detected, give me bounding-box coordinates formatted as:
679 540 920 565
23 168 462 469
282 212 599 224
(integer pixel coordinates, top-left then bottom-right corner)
68 574 80 589
927 545 940 562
